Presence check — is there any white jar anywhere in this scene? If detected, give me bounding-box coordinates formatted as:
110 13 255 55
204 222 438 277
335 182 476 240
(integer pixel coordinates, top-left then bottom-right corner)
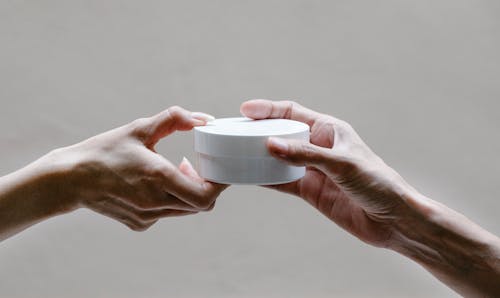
194 117 310 185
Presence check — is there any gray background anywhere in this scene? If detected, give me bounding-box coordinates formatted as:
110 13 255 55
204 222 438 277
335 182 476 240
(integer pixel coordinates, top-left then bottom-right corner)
0 1 499 297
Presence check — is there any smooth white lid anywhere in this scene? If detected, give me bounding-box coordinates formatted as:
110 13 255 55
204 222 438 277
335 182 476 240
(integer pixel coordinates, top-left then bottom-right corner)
194 117 309 157
195 117 309 136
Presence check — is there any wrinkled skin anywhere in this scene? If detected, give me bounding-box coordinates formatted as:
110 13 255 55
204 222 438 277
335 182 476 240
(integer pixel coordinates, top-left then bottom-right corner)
241 99 416 247
241 99 500 297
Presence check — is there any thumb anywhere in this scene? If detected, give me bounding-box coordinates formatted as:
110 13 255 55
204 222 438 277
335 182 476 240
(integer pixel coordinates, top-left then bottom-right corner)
267 137 333 168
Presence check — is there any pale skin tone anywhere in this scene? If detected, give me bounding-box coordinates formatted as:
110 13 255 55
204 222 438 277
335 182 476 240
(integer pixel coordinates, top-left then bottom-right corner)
240 99 500 297
0 106 227 240
1 101 499 297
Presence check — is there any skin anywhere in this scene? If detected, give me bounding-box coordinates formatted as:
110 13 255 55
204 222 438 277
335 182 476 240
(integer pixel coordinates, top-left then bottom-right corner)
1 100 498 296
0 106 227 240
240 99 500 297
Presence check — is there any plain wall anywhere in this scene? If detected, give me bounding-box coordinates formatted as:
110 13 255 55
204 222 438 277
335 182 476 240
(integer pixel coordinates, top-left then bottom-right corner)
1 1 499 297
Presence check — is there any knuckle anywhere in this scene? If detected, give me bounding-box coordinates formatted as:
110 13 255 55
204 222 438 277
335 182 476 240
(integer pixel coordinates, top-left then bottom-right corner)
283 99 302 108
336 119 353 132
48 147 65 156
168 105 182 112
297 143 320 161
281 100 298 118
136 209 165 222
149 163 175 180
131 117 150 128
192 195 215 210
128 117 152 140
334 154 361 175
127 223 147 232
318 115 334 126
194 200 212 210
190 184 218 210
129 221 154 232
281 100 297 107
167 105 185 118
203 201 216 212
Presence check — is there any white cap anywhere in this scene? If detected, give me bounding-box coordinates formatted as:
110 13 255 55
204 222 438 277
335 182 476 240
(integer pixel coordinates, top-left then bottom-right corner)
194 117 310 185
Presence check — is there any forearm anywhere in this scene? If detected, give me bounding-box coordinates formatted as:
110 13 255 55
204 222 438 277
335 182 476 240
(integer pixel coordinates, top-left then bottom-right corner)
0 151 77 241
390 192 500 297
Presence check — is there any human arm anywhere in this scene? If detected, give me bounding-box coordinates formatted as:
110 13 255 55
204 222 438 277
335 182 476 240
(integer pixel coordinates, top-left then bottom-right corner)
240 99 500 297
0 106 226 241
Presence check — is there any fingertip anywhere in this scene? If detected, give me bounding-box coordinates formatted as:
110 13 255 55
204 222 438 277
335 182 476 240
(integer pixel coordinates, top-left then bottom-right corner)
267 137 289 155
182 156 194 169
239 100 253 117
191 118 207 127
240 99 271 119
192 112 215 122
179 156 188 168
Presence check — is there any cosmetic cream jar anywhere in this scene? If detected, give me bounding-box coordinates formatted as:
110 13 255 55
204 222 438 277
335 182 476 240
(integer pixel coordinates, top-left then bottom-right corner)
194 117 310 185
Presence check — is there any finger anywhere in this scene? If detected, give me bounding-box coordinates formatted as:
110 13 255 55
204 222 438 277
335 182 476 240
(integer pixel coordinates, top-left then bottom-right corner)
178 156 202 181
133 106 215 148
240 99 321 127
160 193 210 211
105 195 199 225
161 192 217 212
267 137 333 167
113 187 209 212
87 197 157 232
150 106 214 138
161 165 228 210
120 154 225 211
138 209 197 221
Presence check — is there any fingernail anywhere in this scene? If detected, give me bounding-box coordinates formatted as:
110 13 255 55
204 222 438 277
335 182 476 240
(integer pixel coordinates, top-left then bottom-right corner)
191 112 215 122
182 156 193 167
268 137 289 153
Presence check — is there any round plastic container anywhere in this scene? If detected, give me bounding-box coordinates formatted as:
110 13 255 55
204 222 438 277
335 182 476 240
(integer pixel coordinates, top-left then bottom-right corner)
194 117 310 185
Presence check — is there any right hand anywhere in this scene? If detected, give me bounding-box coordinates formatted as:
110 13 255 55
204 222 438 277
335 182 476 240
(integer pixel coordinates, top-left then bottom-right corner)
240 99 423 248
43 106 227 231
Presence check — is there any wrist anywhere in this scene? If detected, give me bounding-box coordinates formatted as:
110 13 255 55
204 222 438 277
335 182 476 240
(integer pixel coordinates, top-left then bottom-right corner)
387 191 500 295
28 149 81 215
12 146 86 217
389 192 494 259
0 147 82 240
37 146 92 213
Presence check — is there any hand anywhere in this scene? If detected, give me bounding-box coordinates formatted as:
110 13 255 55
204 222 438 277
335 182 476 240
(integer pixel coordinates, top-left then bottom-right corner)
241 99 500 296
240 99 425 247
12 106 226 233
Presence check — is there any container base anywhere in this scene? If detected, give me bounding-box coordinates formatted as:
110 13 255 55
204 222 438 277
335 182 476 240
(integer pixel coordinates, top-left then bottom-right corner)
196 153 305 185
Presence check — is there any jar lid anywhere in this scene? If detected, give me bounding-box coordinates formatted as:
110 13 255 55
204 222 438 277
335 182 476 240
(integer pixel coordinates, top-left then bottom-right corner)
194 117 309 157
